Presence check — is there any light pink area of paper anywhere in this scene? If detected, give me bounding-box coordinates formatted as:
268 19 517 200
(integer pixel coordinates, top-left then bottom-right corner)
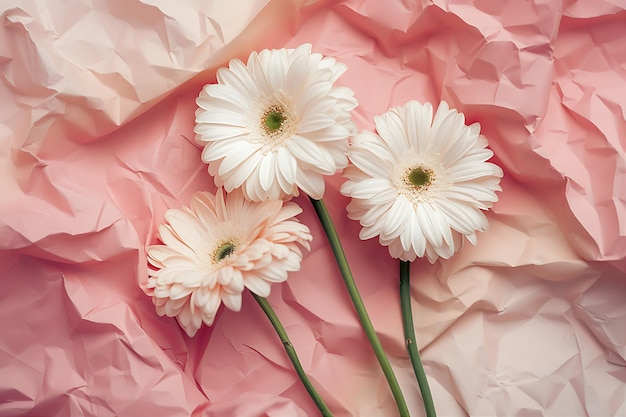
1 1 625 416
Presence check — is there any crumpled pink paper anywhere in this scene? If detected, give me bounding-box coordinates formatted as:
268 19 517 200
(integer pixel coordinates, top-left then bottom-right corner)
1 1 625 416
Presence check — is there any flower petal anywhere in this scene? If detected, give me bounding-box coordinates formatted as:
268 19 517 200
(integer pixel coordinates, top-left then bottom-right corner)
295 170 325 199
244 273 272 297
288 136 335 174
221 290 242 312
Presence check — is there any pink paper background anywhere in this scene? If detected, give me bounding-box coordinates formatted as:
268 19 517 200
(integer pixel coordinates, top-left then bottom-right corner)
1 1 625 416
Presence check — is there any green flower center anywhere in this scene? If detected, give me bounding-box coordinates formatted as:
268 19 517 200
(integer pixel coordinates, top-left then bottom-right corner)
263 105 286 134
213 241 237 263
407 166 433 188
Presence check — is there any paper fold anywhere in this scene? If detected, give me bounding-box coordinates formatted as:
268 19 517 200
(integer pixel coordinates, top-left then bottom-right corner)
1 1 624 416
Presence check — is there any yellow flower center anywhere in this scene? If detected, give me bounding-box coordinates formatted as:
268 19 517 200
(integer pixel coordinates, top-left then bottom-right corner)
407 166 433 189
212 240 237 263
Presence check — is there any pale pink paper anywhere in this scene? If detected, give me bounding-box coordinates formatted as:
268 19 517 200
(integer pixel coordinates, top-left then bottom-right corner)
1 1 625 417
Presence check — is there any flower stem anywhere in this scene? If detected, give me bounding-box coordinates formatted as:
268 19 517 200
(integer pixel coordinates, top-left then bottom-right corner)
310 197 410 417
252 292 333 416
399 260 436 417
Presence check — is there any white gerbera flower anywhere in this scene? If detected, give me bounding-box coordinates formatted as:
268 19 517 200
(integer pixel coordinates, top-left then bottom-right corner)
341 100 503 263
146 188 312 337
194 43 358 201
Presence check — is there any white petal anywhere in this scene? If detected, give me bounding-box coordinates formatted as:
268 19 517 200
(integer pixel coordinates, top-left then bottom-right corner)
399 225 412 252
345 178 393 201
247 51 273 95
381 198 411 239
300 95 335 119
202 137 251 162
195 107 246 127
409 213 427 257
435 196 487 233
221 58 260 98
466 232 478 246
194 122 247 142
432 109 466 156
439 129 476 166
446 161 499 182
359 200 392 228
295 170 325 199
415 203 442 247
298 113 336 133
295 80 333 115
349 132 396 174
305 124 350 143
415 203 454 252
412 101 434 153
202 83 251 112
369 185 398 205
288 136 335 174
243 172 264 202
267 49 288 92
275 146 298 192
424 244 440 263
375 110 410 157
218 143 262 177
284 53 309 97
258 152 277 192
197 87 247 113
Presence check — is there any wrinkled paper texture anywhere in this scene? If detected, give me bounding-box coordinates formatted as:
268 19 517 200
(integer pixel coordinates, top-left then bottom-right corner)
1 0 625 416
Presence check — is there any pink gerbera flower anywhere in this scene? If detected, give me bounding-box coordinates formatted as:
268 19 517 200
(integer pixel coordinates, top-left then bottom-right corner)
146 188 311 336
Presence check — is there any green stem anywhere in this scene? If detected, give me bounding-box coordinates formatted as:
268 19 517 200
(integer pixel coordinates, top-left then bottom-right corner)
252 292 333 417
310 197 410 417
400 260 436 417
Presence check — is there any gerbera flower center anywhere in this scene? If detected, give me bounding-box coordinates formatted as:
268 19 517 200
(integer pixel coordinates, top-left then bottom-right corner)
263 106 286 133
407 167 433 189
261 104 293 140
212 240 238 263
393 156 446 206
249 92 299 152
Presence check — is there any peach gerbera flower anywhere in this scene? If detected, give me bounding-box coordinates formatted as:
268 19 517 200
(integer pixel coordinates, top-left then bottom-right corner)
146 188 311 336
